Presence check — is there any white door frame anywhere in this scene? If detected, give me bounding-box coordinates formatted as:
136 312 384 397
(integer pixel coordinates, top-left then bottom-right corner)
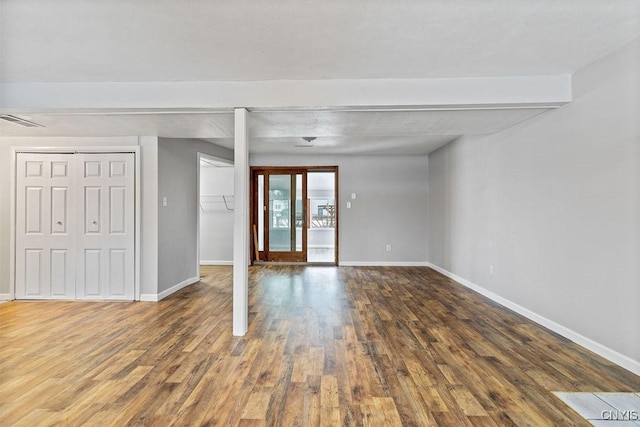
9 146 141 301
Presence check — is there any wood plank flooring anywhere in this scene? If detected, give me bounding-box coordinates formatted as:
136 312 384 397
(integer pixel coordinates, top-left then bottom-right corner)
1 266 638 426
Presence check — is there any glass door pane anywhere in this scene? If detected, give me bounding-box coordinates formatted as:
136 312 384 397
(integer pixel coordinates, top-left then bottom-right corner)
269 174 292 252
307 171 336 263
262 170 307 262
295 174 303 252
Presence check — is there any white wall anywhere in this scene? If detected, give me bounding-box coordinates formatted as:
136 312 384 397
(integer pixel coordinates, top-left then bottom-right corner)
250 154 429 265
199 163 234 264
0 136 141 298
427 38 640 371
157 138 233 294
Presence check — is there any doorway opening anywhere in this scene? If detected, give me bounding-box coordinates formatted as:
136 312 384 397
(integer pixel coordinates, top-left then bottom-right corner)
250 166 338 265
197 153 234 276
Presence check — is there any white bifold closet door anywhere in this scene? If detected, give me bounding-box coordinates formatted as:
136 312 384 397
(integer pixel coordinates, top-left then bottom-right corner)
16 154 76 299
75 153 135 300
15 152 135 300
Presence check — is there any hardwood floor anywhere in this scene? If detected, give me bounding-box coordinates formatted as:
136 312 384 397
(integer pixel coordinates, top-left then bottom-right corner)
1 266 638 426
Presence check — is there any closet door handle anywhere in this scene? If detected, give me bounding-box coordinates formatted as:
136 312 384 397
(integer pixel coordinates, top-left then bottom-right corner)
57 221 63 225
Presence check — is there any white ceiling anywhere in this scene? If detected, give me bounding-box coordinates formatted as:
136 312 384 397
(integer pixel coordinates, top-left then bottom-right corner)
0 107 551 154
2 0 639 82
1 1 639 154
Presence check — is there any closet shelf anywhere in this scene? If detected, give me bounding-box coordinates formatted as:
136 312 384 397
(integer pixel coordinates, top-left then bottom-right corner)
200 195 234 211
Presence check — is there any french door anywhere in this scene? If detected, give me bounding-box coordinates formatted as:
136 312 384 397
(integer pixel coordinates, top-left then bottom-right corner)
252 169 308 262
15 152 135 300
251 166 338 264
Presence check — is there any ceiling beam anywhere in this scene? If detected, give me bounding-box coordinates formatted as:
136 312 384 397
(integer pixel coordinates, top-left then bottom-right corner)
0 75 571 112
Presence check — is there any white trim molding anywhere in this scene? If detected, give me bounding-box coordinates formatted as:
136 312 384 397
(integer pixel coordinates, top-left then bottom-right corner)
339 261 430 267
427 263 640 376
200 260 233 266
0 294 11 301
140 276 200 302
1 76 571 110
139 137 159 301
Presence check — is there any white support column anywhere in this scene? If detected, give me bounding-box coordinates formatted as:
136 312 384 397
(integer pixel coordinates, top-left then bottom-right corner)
233 108 249 336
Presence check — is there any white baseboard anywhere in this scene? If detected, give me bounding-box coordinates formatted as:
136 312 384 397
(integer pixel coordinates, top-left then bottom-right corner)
339 261 430 267
0 293 11 301
427 263 640 376
200 260 233 266
139 276 200 302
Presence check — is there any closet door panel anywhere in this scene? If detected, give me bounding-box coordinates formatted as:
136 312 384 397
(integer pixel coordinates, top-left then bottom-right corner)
16 153 75 299
76 153 135 300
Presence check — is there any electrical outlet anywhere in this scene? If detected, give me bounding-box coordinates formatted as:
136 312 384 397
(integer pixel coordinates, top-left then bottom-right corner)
386 244 392 252
162 197 168 207
346 202 351 209
489 265 494 275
